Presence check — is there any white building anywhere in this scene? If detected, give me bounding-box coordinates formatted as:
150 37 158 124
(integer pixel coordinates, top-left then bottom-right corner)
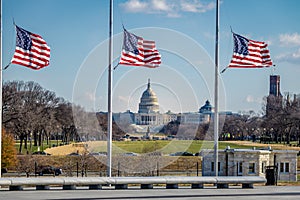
113 79 234 130
200 148 298 182
133 79 213 126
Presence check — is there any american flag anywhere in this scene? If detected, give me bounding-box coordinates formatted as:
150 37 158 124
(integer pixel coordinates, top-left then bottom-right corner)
119 29 161 68
228 33 272 68
11 25 50 70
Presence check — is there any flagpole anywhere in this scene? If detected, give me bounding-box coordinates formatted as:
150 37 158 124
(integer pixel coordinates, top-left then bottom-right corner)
107 0 113 178
0 0 3 178
214 0 220 177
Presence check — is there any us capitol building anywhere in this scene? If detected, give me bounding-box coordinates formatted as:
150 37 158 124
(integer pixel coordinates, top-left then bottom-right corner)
113 79 218 127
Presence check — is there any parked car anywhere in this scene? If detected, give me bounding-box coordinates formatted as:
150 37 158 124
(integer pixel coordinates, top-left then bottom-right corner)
1 168 7 175
123 152 138 156
32 151 51 155
169 152 194 156
194 152 200 156
145 151 162 156
67 152 80 156
36 166 62 176
89 152 107 156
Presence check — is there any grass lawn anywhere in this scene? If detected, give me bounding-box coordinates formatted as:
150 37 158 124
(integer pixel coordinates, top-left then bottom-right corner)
15 140 65 154
108 140 273 154
16 139 300 155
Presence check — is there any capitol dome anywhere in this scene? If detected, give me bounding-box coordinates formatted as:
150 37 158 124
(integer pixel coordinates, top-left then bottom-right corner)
138 79 159 113
199 100 213 114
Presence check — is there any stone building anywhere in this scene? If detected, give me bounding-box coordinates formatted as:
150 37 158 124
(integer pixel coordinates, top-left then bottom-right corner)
200 148 298 182
266 75 283 117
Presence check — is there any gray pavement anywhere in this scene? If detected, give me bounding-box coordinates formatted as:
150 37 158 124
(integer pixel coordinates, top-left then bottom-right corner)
1 186 300 200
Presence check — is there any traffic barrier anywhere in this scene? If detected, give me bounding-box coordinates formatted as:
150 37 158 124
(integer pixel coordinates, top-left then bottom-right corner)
0 176 266 191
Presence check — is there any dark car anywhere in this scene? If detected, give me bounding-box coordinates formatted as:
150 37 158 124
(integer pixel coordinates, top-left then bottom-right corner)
36 166 62 176
32 151 51 155
169 152 194 156
67 152 80 156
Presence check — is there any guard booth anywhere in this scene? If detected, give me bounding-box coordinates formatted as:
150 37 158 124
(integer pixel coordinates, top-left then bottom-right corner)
265 166 278 185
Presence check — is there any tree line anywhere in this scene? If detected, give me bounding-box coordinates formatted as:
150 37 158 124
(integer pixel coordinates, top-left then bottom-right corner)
2 81 124 154
3 80 300 156
221 94 300 146
160 94 300 146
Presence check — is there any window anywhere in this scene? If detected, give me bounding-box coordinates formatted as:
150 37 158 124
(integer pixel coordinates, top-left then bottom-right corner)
238 162 243 174
211 162 220 172
262 162 266 173
280 163 284 172
211 162 214 172
280 162 290 173
285 163 289 173
248 163 255 174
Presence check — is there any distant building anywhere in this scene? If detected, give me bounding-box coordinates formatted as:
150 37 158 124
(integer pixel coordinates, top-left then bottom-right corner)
135 79 172 125
138 79 159 114
113 110 135 124
134 79 213 126
293 94 300 107
266 75 283 116
199 100 213 114
200 148 298 182
269 75 281 96
112 79 232 129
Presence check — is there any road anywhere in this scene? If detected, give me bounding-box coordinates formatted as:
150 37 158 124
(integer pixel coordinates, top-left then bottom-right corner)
1 186 300 200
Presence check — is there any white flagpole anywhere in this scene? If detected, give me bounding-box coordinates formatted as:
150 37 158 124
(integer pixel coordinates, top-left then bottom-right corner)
107 0 113 178
0 0 3 178
214 0 220 177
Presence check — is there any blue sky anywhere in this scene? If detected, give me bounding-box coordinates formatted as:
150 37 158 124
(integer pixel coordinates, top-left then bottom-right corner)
2 0 300 114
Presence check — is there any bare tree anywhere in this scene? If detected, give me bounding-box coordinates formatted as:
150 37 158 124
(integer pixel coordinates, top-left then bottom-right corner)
262 94 300 145
3 81 74 153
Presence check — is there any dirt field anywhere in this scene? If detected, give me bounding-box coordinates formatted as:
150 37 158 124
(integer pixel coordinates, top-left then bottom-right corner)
224 140 300 151
44 141 107 155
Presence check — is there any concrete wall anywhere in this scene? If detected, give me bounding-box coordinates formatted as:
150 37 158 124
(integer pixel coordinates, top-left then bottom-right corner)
272 150 298 182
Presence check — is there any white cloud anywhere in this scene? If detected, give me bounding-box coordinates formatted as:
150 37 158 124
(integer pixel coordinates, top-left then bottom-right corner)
279 33 300 47
120 0 215 17
117 95 129 103
181 2 198 12
120 0 148 13
274 33 300 64
246 95 254 103
181 1 215 13
275 48 300 64
151 0 171 12
245 95 262 104
85 91 96 102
